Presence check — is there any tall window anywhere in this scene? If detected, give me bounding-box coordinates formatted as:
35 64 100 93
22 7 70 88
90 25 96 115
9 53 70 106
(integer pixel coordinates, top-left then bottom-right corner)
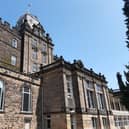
32 63 39 73
32 49 38 60
22 86 32 112
87 90 96 108
92 117 98 129
31 39 37 49
0 80 4 110
42 44 47 52
85 80 96 108
71 115 76 129
66 75 73 98
114 115 129 127
42 54 47 64
102 118 109 129
11 56 17 66
45 115 51 129
97 93 105 109
96 84 105 109
115 101 121 110
12 39 17 48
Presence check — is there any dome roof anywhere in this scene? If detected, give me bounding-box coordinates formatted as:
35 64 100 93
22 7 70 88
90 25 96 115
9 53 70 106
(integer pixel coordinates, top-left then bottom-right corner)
16 13 40 29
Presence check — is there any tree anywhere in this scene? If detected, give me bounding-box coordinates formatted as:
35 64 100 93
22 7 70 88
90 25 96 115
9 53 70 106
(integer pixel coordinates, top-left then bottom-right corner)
116 72 129 110
116 0 129 110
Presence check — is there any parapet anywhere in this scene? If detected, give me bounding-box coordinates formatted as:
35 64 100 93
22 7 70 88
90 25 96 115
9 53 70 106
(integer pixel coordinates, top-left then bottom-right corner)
0 17 20 37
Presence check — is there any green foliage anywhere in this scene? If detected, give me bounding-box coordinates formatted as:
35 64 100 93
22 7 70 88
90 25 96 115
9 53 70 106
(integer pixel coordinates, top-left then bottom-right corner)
117 73 129 110
116 0 129 110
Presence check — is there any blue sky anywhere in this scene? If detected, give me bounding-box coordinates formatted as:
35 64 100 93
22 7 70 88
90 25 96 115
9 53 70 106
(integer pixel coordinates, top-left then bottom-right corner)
0 0 128 89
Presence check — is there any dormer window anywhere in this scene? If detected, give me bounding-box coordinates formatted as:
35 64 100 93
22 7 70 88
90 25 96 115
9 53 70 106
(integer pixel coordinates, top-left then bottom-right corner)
12 39 17 48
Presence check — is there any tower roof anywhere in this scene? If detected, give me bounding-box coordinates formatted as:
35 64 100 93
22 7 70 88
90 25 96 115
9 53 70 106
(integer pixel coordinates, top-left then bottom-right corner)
16 13 40 29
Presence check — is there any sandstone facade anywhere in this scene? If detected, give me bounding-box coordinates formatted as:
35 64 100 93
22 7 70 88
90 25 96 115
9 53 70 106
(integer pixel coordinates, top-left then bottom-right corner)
0 13 129 129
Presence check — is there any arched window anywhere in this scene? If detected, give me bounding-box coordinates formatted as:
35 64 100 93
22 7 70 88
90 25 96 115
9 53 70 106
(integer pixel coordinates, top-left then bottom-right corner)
0 80 4 110
22 86 32 112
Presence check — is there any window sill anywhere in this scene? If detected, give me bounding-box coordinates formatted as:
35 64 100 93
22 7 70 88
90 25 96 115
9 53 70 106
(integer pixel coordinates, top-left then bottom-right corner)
0 110 4 113
87 108 97 114
20 111 33 115
98 109 107 115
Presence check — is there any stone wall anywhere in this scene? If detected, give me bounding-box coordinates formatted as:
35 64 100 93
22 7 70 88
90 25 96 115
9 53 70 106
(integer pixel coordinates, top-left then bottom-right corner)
41 67 65 113
0 67 41 129
0 22 21 72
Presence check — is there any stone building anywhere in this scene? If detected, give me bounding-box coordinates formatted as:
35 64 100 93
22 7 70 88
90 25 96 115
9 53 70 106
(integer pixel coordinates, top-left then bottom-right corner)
0 13 54 73
0 13 53 129
0 13 129 129
40 57 129 129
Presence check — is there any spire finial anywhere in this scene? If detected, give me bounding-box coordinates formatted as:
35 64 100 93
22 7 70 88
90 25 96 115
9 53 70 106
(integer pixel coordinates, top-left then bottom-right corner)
27 3 32 13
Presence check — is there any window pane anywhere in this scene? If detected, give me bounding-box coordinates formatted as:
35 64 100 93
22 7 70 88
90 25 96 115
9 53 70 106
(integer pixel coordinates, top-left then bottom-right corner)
12 39 17 48
102 118 109 129
42 54 47 64
22 87 31 112
97 93 105 109
32 63 39 72
71 115 76 129
96 84 102 92
23 93 29 111
42 44 47 52
46 115 51 129
66 75 73 94
32 50 38 60
24 87 30 93
92 117 98 129
31 39 37 47
85 80 94 89
0 81 3 88
87 90 95 108
11 56 16 66
0 80 4 110
0 89 3 110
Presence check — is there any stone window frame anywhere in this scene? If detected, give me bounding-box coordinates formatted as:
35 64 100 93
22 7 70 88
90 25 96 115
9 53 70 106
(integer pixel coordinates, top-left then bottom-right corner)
32 49 38 60
96 84 106 110
114 115 129 127
45 115 51 129
42 53 47 64
92 117 99 129
70 114 77 129
97 93 105 110
11 55 17 66
66 74 74 98
42 43 47 53
84 80 96 109
11 38 18 48
102 117 109 129
0 80 5 112
21 85 32 113
32 63 39 73
31 39 38 50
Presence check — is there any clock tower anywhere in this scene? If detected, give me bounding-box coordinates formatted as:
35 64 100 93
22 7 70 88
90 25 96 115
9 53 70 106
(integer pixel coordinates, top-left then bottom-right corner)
16 13 54 73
